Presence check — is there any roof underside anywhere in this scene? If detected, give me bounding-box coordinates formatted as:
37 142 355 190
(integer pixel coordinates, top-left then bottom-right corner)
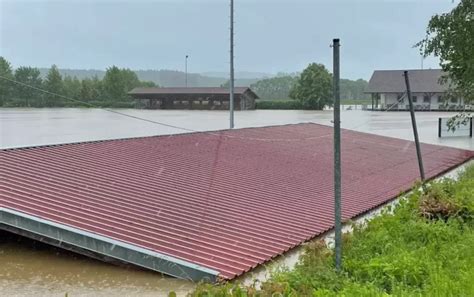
366 69 448 93
0 124 472 280
128 87 258 100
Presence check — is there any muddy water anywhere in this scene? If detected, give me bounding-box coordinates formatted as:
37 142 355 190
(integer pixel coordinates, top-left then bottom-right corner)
0 108 473 296
1 108 472 150
0 233 195 296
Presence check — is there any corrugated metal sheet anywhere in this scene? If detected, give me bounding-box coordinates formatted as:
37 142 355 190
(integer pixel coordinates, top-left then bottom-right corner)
0 123 472 280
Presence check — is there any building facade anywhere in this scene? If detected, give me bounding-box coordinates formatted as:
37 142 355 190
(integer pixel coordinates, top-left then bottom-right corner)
365 69 469 111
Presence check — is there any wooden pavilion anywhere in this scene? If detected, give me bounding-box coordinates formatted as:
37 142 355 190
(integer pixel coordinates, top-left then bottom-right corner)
128 87 258 110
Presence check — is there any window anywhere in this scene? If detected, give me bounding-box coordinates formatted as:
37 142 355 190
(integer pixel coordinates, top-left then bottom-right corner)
397 93 403 100
423 95 431 103
412 96 417 103
451 97 458 103
438 95 444 104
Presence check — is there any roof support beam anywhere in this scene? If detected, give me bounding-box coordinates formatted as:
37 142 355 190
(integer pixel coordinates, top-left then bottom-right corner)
0 208 219 282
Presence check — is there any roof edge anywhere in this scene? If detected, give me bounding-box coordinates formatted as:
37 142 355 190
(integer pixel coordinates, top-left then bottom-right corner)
0 208 219 282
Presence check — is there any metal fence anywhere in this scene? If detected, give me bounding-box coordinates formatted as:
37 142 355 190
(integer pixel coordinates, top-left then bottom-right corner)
438 117 473 137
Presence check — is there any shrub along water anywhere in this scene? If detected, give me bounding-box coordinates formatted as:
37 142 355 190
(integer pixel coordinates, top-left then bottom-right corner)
255 100 303 110
188 164 474 297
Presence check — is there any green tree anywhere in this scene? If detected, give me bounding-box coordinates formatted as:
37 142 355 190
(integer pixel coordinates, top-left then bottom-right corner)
43 65 63 106
139 80 157 88
91 76 103 101
63 75 82 103
220 80 230 88
14 66 42 107
80 78 93 102
121 68 141 92
102 67 144 101
0 56 14 106
250 76 297 100
289 63 333 109
417 0 473 104
340 78 369 100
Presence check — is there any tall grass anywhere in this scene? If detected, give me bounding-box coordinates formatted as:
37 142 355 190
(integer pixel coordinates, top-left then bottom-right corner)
190 164 474 297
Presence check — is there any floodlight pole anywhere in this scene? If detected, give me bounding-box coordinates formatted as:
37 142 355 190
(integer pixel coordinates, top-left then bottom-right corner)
333 38 342 272
185 55 189 87
229 0 235 129
403 71 425 182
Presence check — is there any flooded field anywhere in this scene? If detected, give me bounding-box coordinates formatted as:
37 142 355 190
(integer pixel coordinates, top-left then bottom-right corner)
0 232 194 297
0 108 472 296
1 108 472 150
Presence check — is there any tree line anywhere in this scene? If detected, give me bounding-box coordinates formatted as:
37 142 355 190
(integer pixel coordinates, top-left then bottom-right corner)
249 73 368 103
0 57 156 108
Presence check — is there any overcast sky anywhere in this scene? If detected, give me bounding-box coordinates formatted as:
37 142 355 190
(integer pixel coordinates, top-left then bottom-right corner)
0 0 457 80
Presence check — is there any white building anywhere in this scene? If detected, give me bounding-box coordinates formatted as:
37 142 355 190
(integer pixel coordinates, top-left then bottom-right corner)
365 69 468 111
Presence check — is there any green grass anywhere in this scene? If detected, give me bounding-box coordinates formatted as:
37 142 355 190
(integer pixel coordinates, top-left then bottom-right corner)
189 164 474 297
341 99 371 105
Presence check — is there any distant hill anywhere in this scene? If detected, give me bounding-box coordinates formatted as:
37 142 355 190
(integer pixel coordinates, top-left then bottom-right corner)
201 71 272 79
38 68 261 88
36 67 369 99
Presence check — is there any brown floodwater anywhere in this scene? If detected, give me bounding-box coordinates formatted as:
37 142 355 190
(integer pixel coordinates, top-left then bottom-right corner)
0 232 195 296
1 108 472 296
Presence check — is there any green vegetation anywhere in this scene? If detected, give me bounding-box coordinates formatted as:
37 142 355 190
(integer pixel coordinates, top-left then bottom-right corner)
250 76 298 100
417 0 473 129
255 100 303 110
1 56 370 109
190 164 474 296
256 99 370 110
341 99 371 105
340 79 369 101
417 0 473 104
289 63 333 110
0 57 156 108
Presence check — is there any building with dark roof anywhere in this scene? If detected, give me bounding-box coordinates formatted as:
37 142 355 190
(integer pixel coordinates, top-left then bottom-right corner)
365 69 468 111
128 87 259 110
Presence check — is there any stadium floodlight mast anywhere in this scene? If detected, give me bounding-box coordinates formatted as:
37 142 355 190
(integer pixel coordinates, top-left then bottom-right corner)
185 55 189 87
229 0 235 129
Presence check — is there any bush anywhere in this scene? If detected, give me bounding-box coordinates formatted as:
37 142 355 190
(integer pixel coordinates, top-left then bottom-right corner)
86 101 136 108
189 165 474 296
255 100 303 110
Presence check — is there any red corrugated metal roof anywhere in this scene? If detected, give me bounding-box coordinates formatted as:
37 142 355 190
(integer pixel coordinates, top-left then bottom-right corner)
0 123 472 279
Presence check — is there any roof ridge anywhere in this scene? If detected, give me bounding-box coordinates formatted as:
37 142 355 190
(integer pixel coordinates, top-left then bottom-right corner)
0 122 319 152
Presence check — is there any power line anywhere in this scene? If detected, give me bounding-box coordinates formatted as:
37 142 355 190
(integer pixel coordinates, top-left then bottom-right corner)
0 75 196 133
0 75 408 144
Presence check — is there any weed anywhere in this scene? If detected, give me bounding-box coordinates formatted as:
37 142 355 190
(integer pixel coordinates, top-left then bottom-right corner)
189 164 474 296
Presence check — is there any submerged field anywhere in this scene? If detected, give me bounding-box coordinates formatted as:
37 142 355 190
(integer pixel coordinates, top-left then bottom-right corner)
190 164 474 297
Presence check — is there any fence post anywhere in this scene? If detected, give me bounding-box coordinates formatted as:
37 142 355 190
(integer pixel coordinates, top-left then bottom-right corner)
438 118 442 138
